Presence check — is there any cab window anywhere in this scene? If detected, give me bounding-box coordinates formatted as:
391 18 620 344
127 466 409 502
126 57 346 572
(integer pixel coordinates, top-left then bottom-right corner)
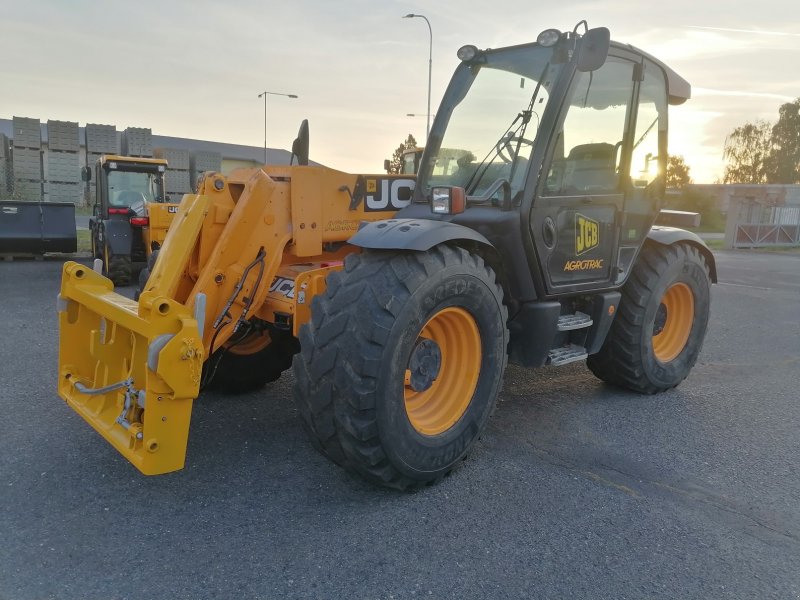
544 58 636 196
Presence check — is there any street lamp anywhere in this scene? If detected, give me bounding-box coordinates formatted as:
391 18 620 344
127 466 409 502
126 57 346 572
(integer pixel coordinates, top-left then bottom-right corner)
402 13 432 142
257 91 299 164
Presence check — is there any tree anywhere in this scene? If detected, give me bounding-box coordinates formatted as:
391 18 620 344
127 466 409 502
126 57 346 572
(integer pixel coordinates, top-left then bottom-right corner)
666 155 692 189
765 99 800 184
386 134 418 174
722 120 773 184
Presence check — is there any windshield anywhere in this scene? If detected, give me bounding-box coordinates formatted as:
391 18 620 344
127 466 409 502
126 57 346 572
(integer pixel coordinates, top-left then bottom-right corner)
423 44 564 199
107 169 164 206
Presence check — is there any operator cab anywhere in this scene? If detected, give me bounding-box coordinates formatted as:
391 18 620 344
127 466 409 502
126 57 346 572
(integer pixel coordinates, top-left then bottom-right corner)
405 22 690 299
83 155 169 219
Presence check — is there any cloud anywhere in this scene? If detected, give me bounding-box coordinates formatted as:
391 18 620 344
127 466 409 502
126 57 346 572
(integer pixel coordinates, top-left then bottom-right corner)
693 88 796 102
688 25 800 37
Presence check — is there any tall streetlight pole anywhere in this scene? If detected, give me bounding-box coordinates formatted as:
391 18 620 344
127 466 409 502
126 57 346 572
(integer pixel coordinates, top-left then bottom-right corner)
257 91 298 164
402 14 432 142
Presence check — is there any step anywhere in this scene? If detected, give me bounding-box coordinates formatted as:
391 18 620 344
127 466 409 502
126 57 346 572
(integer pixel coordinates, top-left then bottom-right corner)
556 311 593 331
548 344 588 366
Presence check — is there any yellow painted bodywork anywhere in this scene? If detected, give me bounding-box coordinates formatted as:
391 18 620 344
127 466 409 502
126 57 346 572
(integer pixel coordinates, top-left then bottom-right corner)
58 165 409 474
144 203 180 254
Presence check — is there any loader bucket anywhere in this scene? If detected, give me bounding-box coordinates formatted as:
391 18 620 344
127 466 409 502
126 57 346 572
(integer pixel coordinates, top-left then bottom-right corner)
57 262 204 475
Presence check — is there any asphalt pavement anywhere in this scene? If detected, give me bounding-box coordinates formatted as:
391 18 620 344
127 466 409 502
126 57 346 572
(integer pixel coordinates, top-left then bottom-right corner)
1 250 798 599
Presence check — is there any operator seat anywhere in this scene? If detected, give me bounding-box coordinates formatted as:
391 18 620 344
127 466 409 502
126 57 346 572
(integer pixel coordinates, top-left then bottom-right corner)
563 143 618 193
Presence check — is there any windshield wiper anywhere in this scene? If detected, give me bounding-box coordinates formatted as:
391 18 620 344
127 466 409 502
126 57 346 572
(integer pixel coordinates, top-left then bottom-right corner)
463 61 552 196
463 112 527 195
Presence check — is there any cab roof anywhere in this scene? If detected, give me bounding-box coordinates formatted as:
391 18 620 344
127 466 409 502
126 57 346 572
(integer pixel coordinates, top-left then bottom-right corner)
611 41 691 105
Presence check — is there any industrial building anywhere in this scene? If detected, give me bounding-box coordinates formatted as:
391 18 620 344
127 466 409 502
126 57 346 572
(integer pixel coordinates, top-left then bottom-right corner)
0 116 302 205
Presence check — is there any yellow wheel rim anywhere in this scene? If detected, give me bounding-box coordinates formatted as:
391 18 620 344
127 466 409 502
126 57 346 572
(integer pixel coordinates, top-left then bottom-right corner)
404 307 482 436
652 282 694 363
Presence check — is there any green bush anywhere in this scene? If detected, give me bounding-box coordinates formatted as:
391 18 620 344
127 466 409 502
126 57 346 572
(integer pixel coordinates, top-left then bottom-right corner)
663 189 725 232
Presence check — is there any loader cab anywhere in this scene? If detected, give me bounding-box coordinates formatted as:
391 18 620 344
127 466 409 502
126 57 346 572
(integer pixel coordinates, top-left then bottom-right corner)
400 147 424 175
88 155 168 219
412 25 689 299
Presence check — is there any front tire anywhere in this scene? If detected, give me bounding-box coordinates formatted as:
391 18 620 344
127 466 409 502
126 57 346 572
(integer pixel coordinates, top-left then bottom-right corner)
293 246 508 490
587 242 711 393
207 329 299 394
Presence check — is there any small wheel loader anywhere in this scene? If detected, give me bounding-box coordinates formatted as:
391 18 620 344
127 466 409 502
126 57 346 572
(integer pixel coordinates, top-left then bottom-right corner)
57 24 715 490
83 155 180 286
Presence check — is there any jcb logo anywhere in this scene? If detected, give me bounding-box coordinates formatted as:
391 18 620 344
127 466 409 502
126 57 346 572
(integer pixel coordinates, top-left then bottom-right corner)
575 213 599 256
365 178 415 212
167 205 179 213
269 276 295 299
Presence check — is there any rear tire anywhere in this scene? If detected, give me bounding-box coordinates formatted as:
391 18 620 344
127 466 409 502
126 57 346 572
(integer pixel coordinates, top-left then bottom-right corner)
292 246 508 490
103 243 132 286
586 242 711 393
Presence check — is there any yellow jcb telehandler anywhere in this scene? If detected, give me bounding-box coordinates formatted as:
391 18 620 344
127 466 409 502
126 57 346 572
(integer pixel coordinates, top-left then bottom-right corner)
57 24 716 490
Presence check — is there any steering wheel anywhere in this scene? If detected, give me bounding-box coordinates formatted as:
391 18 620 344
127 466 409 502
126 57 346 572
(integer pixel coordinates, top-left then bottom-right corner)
496 134 534 163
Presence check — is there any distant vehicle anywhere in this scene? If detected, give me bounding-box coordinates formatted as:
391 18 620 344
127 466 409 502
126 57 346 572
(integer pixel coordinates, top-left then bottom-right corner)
83 155 180 285
387 146 474 176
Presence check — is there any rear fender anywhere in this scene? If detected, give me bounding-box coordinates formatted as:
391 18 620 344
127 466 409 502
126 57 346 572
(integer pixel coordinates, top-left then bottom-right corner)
102 219 133 256
647 226 717 283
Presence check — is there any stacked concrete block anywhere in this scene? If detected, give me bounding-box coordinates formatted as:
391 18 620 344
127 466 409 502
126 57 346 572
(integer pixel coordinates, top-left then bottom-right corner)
12 148 43 200
46 120 79 152
11 117 43 201
85 124 118 155
190 150 222 191
0 133 10 194
45 120 81 203
121 127 152 157
45 150 80 182
12 147 42 180
164 169 192 198
154 147 190 170
85 124 119 204
155 147 192 197
13 179 42 201
45 181 82 204
12 116 42 148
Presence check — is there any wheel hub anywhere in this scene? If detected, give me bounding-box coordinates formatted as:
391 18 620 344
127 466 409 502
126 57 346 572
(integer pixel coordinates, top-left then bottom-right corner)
407 338 442 392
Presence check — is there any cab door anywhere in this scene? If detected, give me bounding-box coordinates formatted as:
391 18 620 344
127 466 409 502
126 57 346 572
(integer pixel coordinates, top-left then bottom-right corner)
530 55 638 294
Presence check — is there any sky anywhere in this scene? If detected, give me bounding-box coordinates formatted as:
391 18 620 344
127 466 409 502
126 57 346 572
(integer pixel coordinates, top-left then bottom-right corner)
1 0 798 183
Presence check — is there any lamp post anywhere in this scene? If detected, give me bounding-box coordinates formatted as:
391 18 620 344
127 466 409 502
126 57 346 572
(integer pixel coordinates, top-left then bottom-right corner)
257 91 299 164
402 13 432 142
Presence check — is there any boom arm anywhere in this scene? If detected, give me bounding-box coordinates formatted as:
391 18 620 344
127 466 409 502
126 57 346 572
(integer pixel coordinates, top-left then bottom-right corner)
58 165 407 474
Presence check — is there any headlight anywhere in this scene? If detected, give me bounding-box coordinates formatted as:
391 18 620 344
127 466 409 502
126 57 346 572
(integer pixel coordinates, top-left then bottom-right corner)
457 45 479 61
537 29 562 47
431 186 466 215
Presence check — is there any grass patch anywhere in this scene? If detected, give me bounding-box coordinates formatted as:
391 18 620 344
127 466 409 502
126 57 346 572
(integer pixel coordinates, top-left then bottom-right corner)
76 229 92 253
74 205 93 216
704 239 726 250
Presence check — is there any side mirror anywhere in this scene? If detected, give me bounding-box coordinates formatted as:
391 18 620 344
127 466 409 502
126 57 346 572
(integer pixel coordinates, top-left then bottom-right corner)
576 27 610 72
291 119 310 166
384 159 391 173
81 166 92 182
